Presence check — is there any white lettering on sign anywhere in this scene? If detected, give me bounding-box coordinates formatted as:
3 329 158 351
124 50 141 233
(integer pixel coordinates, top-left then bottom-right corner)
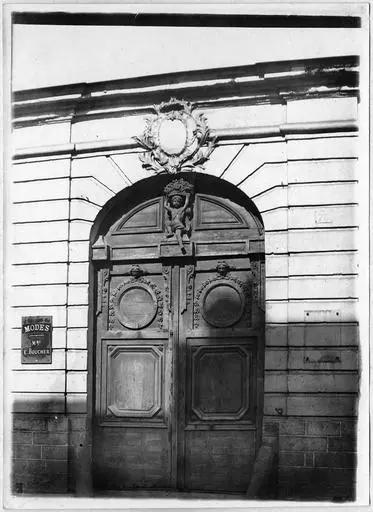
22 348 51 356
23 324 50 333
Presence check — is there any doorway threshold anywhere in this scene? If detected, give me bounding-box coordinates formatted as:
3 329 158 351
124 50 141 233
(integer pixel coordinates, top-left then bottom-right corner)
93 489 247 500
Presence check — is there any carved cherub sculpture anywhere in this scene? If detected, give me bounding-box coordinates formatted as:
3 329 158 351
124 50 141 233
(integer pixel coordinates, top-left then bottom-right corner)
164 179 194 252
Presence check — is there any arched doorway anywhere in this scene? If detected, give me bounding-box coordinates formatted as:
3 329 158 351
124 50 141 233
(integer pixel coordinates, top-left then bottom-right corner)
90 173 265 495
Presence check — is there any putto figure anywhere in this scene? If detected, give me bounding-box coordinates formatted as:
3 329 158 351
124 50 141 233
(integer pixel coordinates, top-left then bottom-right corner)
163 179 194 252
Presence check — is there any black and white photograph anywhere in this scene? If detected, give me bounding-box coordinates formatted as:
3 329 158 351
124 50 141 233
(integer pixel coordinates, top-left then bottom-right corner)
1 3 371 509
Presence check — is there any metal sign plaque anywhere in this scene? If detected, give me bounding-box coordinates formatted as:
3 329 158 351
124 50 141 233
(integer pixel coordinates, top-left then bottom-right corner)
21 316 52 364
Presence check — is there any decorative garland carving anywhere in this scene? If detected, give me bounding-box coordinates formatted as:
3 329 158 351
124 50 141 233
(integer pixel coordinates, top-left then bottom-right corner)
193 272 251 329
185 264 195 307
109 277 163 330
102 269 110 307
162 265 171 313
134 98 217 174
251 259 265 311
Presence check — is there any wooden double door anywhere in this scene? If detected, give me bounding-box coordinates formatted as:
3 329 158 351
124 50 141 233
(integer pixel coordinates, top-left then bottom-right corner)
92 187 264 494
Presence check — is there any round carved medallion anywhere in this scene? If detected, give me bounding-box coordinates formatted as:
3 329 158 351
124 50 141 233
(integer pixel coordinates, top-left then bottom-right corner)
201 282 245 328
116 284 158 330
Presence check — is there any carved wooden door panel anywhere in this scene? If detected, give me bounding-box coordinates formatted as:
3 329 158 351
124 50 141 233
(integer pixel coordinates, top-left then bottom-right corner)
93 261 174 490
92 180 264 494
176 256 263 493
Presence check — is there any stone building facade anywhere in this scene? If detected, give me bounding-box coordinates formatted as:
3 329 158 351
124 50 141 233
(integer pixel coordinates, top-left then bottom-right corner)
9 54 360 500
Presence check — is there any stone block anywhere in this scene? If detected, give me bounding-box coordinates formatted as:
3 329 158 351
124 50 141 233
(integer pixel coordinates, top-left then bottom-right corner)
46 415 69 432
265 324 288 346
109 153 149 183
68 284 89 306
288 372 359 393
286 97 357 124
12 370 65 393
203 144 244 177
264 372 287 393
68 262 89 284
11 349 65 371
68 241 90 262
261 207 288 231
67 350 87 371
12 393 65 413
262 419 279 436
289 275 357 300
264 348 288 370
70 198 100 222
67 328 88 349
328 436 356 452
314 452 356 469
66 371 87 393
67 306 88 328
280 436 327 452
13 158 70 182
288 322 359 347
288 348 358 370
11 200 70 223
71 155 128 192
289 205 357 230
304 452 314 467
340 420 358 436
279 451 304 467
288 182 356 206
263 393 287 416
306 420 341 437
286 136 357 161
11 263 68 286
279 418 305 435
14 122 71 149
286 299 358 323
66 394 87 413
288 158 357 184
13 241 69 265
278 467 355 501
13 220 69 244
69 220 92 242
12 284 67 307
287 394 357 417
250 185 287 213
70 177 113 207
239 161 287 195
33 432 68 446
288 228 358 252
68 415 88 431
14 179 70 202
13 444 41 460
42 445 69 460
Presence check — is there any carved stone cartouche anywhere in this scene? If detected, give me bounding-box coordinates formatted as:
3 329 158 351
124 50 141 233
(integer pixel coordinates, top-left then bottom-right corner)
134 98 217 174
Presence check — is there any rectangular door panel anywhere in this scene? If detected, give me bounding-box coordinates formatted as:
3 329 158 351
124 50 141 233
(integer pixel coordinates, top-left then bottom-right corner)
93 428 171 490
186 337 256 425
99 339 167 425
184 430 256 492
94 335 172 489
